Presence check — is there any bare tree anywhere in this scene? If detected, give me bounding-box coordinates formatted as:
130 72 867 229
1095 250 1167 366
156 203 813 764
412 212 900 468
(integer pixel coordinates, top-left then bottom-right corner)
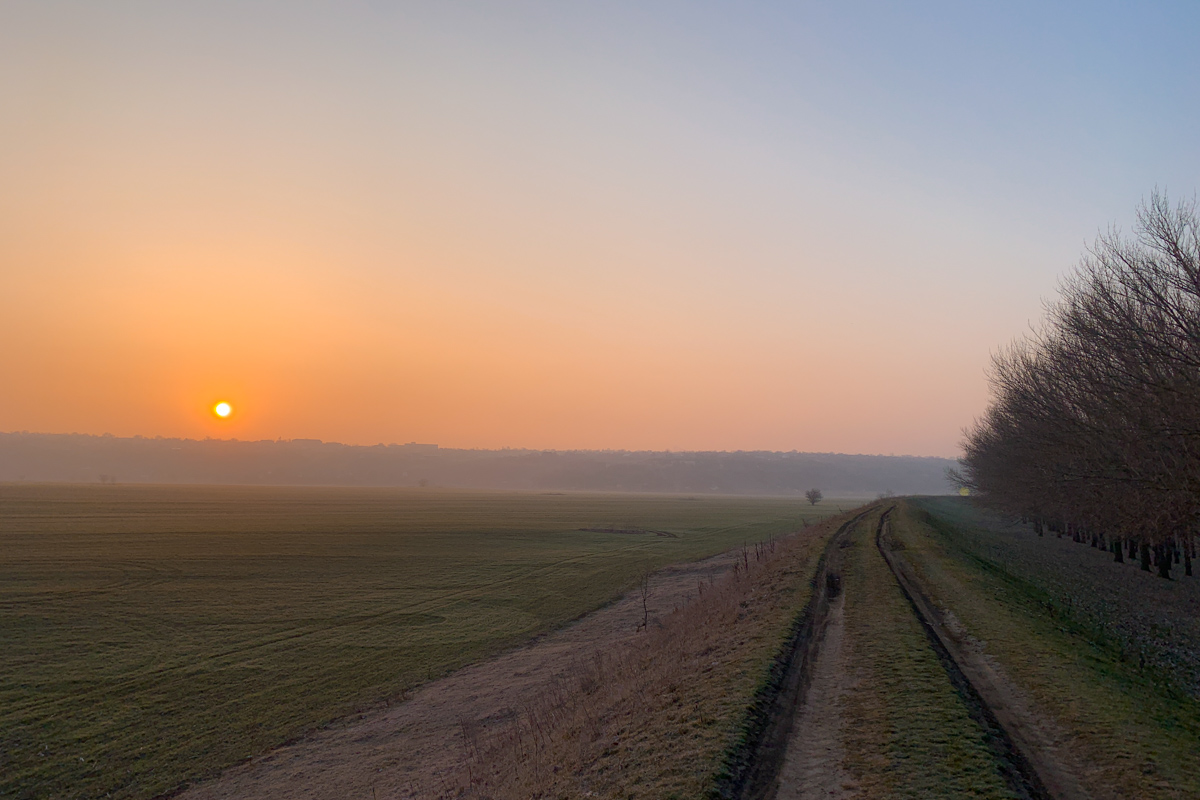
959 192 1200 579
635 572 652 631
805 488 823 506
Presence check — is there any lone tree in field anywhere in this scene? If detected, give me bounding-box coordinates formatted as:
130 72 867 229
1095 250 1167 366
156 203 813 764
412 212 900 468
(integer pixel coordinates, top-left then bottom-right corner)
805 488 823 506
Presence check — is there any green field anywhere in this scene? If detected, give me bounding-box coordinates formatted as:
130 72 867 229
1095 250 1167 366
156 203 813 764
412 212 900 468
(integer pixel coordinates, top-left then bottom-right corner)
0 483 839 800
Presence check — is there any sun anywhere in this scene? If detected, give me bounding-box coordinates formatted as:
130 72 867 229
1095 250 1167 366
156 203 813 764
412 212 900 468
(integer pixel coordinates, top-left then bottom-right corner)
213 401 233 419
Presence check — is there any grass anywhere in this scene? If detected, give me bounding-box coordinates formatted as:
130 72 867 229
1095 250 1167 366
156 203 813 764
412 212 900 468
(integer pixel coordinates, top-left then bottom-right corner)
441 511 844 799
840 505 1016 799
0 482 840 800
899 498 1200 799
913 496 1200 696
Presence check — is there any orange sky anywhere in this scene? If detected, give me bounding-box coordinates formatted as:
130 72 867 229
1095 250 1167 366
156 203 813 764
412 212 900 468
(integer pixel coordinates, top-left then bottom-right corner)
3 4 1193 457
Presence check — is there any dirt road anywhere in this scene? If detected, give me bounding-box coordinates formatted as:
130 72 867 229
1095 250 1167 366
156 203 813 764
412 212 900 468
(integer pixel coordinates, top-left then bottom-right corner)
773 588 853 799
763 507 1085 800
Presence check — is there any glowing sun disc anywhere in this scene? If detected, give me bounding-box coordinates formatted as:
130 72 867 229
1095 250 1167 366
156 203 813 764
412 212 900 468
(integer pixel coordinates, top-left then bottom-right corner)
214 402 232 418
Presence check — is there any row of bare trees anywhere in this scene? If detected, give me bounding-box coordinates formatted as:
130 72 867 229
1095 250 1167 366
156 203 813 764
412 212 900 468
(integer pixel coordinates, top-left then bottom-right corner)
956 193 1199 579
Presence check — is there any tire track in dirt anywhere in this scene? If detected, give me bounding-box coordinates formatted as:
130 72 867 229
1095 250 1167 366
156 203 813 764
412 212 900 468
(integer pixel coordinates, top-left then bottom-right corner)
719 509 871 800
748 505 1088 800
874 508 1088 800
773 585 852 799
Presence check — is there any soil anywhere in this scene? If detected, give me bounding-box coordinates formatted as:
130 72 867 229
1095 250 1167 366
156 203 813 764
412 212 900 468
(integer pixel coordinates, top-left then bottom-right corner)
773 590 855 800
718 510 867 800
173 549 741 800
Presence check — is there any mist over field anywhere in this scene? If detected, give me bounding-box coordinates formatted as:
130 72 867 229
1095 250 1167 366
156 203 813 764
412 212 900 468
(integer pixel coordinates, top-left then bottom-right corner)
4 4 1200 798
0 431 953 495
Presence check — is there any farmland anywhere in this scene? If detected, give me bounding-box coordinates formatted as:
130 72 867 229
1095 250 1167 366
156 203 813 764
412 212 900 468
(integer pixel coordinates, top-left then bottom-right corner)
10 486 1198 800
0 483 839 799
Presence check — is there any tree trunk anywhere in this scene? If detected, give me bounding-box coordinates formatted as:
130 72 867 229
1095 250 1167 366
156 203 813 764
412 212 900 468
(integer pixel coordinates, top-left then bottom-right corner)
1185 541 1193 577
1156 543 1172 579
1140 541 1151 572
1113 537 1124 563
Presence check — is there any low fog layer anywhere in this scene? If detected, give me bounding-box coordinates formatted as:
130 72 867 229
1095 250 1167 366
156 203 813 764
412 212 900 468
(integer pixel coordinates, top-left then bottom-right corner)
0 432 956 496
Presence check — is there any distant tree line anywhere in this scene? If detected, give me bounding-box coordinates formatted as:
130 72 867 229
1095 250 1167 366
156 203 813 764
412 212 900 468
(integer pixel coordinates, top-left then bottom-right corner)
0 433 957 495
956 194 1198 579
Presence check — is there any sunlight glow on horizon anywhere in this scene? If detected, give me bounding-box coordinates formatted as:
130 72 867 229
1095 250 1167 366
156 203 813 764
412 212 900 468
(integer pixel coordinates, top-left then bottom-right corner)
1 3 1197 458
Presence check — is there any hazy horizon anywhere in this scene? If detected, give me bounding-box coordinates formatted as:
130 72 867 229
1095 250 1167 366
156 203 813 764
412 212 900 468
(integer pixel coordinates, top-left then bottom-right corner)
3 3 1198 457
0 429 957 495
0 427 956 460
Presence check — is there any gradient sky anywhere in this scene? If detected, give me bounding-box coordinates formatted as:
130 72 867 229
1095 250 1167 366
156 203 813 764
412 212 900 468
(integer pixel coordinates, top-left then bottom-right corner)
3 2 1199 456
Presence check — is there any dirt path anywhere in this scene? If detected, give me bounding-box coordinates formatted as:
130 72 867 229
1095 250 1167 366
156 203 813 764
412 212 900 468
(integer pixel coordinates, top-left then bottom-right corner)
175 548 741 800
755 506 1087 800
721 510 869 800
773 589 854 800
875 511 1088 800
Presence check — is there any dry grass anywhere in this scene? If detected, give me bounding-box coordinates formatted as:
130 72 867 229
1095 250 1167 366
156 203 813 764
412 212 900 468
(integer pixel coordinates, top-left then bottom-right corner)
427 519 845 799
